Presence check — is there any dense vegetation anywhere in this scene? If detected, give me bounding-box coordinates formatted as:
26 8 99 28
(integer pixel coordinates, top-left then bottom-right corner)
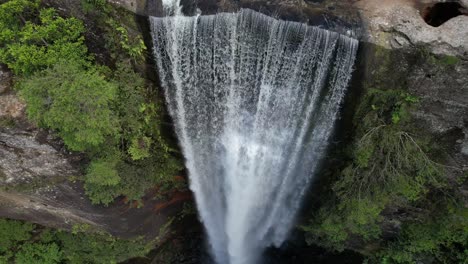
0 218 151 264
0 0 183 205
302 48 467 263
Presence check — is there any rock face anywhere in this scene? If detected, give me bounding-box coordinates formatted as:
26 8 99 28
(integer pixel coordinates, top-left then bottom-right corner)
350 41 468 251
111 0 468 54
0 129 74 185
408 57 468 162
0 113 189 239
354 0 468 172
113 0 362 36
0 127 188 239
357 0 468 57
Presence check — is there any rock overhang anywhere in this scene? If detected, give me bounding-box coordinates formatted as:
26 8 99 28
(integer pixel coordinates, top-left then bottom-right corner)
110 0 468 57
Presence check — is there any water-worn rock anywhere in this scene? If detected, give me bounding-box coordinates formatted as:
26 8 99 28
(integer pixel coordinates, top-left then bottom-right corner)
111 0 468 57
0 129 74 185
0 180 189 239
357 0 468 57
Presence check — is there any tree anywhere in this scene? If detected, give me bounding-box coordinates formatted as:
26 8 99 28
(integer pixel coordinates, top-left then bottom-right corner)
19 61 119 151
15 243 62 264
0 1 88 76
0 219 33 254
86 157 121 186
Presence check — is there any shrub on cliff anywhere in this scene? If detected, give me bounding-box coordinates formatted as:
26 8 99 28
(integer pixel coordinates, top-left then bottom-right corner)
0 218 151 264
0 0 89 76
19 61 119 151
0 0 184 205
15 243 62 264
0 219 33 254
301 88 463 258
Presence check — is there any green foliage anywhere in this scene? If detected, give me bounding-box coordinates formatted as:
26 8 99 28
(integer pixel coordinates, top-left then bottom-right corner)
103 17 147 62
86 156 121 186
114 25 147 61
15 243 62 264
71 223 91 235
355 89 418 132
302 211 348 251
425 51 461 67
0 218 33 253
80 0 108 13
0 218 151 264
83 62 184 205
437 55 460 66
84 182 120 205
0 0 40 40
1 0 183 206
56 230 150 264
85 152 184 205
338 127 443 202
303 88 445 251
19 61 119 151
128 136 152 160
0 1 88 76
374 205 467 264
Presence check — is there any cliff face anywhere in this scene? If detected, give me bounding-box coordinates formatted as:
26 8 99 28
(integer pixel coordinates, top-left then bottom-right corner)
356 0 468 188
0 2 189 242
0 96 182 240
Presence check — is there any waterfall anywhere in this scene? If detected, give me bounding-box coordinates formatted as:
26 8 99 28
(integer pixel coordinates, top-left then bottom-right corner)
150 5 358 264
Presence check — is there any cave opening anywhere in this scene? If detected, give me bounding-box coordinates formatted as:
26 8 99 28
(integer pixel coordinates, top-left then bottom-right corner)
422 2 467 27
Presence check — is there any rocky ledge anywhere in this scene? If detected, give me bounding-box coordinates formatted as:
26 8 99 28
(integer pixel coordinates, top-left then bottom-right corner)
111 0 468 57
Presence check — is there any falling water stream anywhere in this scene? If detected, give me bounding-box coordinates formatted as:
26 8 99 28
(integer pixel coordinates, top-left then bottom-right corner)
150 2 358 263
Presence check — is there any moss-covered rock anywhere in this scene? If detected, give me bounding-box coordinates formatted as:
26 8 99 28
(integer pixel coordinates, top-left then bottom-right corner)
302 43 467 263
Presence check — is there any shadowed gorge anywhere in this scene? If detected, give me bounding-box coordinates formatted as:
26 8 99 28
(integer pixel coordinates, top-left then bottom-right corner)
150 4 358 263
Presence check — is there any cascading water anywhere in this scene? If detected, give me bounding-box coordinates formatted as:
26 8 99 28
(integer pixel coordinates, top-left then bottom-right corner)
150 3 358 263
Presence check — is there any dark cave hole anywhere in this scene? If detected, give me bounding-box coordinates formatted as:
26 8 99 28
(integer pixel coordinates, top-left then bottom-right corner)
422 2 468 27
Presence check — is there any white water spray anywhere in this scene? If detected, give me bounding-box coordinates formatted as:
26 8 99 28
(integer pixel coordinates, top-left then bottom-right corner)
150 3 358 263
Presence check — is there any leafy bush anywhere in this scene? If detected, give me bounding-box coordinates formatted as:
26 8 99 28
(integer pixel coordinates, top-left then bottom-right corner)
104 17 147 62
19 61 119 151
85 152 184 205
128 136 152 160
56 230 150 264
86 156 121 186
303 89 445 251
0 218 151 264
375 204 467 264
1 0 183 206
0 218 33 253
15 243 62 264
0 1 88 76
80 0 108 13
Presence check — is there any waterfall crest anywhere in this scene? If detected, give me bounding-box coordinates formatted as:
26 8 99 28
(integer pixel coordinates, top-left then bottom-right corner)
150 8 358 264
